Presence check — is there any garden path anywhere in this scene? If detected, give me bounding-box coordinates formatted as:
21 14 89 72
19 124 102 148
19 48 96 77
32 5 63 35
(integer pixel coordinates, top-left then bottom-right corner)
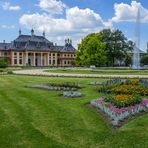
13 69 148 78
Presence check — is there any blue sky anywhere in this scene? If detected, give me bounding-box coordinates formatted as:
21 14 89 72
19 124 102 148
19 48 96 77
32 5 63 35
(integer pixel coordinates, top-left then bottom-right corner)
0 0 148 50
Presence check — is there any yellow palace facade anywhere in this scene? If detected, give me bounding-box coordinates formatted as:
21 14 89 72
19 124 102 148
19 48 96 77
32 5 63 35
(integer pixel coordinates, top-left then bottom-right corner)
0 29 76 67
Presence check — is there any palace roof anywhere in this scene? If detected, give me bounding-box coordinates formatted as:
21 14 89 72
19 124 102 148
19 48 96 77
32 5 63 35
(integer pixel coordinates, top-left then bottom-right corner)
0 43 11 50
15 35 52 44
0 31 75 52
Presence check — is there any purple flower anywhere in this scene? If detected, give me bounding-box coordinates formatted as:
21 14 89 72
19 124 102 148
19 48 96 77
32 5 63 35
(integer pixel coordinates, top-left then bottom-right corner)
96 99 104 104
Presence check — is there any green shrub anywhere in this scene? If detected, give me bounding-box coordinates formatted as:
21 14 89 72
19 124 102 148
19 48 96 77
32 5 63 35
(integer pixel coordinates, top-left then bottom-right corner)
0 58 7 68
0 69 5 72
7 70 14 74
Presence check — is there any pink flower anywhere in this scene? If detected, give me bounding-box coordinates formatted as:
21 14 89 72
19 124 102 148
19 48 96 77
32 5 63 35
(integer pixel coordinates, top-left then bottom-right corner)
141 99 148 105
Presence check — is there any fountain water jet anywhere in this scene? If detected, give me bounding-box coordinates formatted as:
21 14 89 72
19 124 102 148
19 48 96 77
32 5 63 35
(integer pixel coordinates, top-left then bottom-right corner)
132 8 141 70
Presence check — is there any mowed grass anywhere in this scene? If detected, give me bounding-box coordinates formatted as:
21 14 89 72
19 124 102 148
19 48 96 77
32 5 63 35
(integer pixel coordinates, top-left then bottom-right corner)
45 68 148 75
0 75 148 148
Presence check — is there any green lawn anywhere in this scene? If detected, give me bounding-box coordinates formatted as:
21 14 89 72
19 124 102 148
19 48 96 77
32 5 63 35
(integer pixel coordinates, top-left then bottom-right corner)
0 67 22 73
45 68 148 75
0 75 148 148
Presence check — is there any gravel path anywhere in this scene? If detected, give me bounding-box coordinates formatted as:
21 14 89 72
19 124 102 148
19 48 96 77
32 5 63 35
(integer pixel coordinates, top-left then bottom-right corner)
13 69 148 78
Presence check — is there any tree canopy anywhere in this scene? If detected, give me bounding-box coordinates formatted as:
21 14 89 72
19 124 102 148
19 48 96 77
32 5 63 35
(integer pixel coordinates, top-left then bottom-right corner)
76 33 107 67
100 29 134 66
76 29 134 67
141 54 148 65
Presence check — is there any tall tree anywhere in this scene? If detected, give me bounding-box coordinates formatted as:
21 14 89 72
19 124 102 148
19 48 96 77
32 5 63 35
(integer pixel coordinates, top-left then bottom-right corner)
141 54 148 65
76 33 107 67
100 29 134 66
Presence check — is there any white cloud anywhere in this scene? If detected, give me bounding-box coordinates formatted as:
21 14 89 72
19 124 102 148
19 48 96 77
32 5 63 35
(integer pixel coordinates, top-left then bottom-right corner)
112 1 148 23
20 6 111 46
1 2 21 11
66 7 104 29
1 25 15 29
38 0 67 14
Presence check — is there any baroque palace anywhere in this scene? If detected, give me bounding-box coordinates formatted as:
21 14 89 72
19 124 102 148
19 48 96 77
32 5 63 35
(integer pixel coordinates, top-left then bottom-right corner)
0 29 76 67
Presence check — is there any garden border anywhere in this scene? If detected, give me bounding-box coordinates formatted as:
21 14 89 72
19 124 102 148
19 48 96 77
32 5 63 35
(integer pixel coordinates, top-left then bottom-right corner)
87 103 148 131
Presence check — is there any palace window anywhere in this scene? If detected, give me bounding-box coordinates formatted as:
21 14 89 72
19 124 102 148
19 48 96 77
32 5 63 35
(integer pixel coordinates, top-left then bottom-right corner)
53 60 55 64
14 52 17 56
14 59 17 64
53 54 55 57
19 59 22 64
19 53 22 56
64 61 66 65
28 59 31 65
57 59 60 64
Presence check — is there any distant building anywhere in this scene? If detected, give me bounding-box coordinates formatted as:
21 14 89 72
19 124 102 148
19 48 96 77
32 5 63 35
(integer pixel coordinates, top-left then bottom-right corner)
0 29 76 66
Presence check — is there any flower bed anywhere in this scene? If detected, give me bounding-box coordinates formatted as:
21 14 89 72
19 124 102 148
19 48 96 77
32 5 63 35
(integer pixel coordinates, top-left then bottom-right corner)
90 81 102 85
97 79 148 96
90 98 148 126
31 82 81 91
105 94 142 108
32 85 78 91
139 79 148 85
63 92 83 98
47 82 81 89
91 79 148 127
108 85 148 96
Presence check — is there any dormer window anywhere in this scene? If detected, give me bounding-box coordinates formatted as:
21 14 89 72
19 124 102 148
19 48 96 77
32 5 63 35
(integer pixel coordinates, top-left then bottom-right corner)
16 43 19 48
36 42 40 48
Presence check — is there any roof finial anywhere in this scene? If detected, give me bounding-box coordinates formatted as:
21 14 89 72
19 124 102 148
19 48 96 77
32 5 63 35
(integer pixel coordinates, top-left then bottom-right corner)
43 30 45 37
31 28 34 36
70 39 72 44
19 29 21 36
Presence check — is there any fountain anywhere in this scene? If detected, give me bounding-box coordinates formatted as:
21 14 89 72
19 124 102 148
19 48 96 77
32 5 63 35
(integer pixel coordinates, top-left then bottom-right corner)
132 8 141 70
